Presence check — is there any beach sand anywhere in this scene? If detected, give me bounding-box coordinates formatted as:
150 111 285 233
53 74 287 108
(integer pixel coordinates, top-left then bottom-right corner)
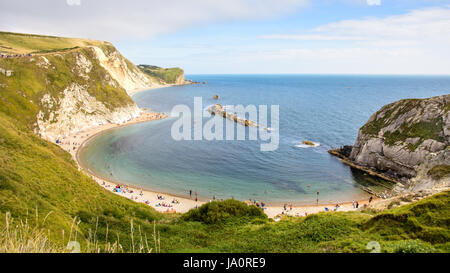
65 87 381 218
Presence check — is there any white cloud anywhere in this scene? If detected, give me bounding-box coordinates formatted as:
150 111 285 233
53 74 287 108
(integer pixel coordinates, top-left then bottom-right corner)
253 6 450 74
262 7 450 45
0 0 307 40
366 0 381 6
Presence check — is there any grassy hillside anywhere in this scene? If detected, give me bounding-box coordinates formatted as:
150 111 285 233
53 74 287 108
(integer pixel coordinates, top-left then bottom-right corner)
138 64 184 84
0 46 134 130
0 112 165 252
0 31 106 54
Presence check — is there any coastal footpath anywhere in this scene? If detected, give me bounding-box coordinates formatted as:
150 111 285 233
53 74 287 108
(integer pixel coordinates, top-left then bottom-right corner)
329 95 450 201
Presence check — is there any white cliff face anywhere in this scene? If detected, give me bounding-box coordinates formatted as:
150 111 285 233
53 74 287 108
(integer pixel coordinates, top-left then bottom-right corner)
34 45 151 142
90 46 157 95
36 83 141 142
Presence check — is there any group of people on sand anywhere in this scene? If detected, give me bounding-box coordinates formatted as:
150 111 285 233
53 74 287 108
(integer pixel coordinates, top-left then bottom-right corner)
324 203 341 212
250 199 266 209
113 184 134 194
55 132 90 153
155 202 173 208
189 189 199 202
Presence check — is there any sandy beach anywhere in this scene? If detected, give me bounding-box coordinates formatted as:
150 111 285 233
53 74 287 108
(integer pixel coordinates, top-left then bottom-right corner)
65 87 381 218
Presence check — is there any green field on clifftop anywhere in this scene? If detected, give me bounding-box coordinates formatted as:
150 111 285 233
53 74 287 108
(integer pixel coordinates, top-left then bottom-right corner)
0 31 106 54
138 64 184 84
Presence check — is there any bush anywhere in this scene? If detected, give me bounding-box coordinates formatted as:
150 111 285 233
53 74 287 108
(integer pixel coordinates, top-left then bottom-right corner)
392 240 436 253
428 165 450 180
183 199 267 225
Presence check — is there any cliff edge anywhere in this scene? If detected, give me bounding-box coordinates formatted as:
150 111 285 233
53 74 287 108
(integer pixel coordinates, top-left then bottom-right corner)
331 95 449 195
0 32 181 142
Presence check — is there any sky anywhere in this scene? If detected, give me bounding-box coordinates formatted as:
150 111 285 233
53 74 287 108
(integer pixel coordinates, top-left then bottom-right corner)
1 0 450 74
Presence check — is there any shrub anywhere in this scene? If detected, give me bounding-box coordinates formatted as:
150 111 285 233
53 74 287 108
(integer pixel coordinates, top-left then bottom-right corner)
392 240 436 253
428 165 450 180
183 200 266 225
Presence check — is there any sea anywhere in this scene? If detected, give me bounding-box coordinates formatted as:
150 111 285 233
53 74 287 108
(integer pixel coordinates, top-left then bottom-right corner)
79 75 450 205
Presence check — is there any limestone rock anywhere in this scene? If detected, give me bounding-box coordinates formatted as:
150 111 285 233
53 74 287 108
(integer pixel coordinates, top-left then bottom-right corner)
348 95 450 192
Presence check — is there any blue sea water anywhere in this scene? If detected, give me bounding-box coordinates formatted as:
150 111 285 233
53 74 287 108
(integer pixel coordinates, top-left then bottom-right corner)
79 75 450 204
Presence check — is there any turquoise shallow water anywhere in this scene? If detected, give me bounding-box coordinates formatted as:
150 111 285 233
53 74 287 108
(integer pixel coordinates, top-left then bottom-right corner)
79 75 450 205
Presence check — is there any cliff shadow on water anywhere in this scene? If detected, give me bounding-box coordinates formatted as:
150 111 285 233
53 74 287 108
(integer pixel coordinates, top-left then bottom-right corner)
350 168 397 197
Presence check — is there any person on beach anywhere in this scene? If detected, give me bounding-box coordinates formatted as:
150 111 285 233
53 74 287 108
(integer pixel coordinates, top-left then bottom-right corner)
356 201 359 209
369 196 373 203
190 190 192 198
284 204 287 211
352 200 355 208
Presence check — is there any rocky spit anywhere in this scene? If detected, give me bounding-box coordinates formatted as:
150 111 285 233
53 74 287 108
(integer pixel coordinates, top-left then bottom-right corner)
208 104 259 128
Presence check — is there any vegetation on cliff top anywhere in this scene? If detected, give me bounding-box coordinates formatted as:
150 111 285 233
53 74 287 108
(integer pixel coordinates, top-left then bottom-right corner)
0 47 134 130
0 31 106 54
360 97 446 151
428 165 450 180
138 64 184 84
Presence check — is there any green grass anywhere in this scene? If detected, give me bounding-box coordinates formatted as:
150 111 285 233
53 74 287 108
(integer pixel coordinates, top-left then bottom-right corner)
0 31 105 54
383 117 444 151
138 64 184 84
362 190 450 246
428 165 450 180
360 98 446 151
0 113 165 252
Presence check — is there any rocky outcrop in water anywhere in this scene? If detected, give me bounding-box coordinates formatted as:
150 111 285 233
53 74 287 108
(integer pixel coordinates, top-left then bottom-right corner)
330 95 450 194
208 104 259 127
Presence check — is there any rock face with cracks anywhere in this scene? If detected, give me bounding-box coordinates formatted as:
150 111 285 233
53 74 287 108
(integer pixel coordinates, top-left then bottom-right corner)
345 95 449 193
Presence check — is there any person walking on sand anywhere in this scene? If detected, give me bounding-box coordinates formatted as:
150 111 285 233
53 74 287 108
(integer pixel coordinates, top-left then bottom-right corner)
352 200 355 209
356 201 359 209
369 196 373 204
189 189 192 198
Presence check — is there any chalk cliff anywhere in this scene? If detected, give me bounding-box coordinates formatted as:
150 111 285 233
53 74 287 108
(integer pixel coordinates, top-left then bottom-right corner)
0 39 168 142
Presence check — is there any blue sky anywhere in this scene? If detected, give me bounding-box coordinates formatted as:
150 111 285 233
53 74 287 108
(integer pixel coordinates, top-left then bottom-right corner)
1 0 450 74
